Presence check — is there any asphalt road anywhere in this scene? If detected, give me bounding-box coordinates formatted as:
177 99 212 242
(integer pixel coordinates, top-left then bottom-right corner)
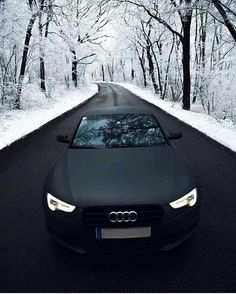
1 83 236 292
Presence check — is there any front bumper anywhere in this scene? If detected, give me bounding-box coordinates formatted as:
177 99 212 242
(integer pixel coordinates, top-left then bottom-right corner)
44 202 200 253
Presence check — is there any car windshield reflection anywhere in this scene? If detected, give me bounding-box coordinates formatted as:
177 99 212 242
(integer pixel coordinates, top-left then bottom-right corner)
71 113 167 148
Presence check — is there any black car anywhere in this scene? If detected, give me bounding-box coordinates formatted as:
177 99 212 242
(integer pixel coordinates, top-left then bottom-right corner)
43 106 200 253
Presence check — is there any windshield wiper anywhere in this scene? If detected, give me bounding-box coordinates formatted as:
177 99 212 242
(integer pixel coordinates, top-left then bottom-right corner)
70 145 103 149
106 125 158 131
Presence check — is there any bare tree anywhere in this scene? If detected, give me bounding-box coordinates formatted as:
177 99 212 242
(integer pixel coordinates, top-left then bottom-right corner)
15 1 38 109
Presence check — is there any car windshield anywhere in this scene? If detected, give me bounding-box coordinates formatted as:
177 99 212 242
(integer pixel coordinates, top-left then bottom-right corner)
71 113 167 148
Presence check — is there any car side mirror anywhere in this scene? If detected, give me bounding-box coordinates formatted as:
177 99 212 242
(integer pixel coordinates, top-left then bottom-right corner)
168 132 183 140
56 134 70 144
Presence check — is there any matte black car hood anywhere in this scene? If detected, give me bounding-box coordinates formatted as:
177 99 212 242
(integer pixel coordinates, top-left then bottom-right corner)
48 145 196 207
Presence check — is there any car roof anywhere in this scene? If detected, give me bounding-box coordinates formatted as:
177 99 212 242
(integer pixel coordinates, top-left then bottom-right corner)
82 106 153 116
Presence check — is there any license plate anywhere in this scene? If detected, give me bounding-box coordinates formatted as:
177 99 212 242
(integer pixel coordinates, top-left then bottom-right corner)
95 227 151 239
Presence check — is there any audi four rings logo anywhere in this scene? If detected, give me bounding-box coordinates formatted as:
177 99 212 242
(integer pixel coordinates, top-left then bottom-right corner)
108 211 138 223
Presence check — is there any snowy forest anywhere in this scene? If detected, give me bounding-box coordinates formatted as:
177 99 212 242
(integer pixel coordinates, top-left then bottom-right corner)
0 0 236 122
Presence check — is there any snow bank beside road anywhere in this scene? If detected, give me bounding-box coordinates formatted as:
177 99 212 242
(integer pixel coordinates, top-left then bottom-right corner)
114 82 236 153
0 84 98 151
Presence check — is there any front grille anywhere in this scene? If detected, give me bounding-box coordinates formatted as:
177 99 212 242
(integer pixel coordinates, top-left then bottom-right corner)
82 205 164 227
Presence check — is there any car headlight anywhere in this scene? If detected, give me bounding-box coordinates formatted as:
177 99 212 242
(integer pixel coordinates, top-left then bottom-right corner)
169 188 197 209
47 193 76 212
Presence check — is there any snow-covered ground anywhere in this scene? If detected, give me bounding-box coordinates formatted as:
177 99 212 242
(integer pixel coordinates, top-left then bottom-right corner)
113 82 236 153
0 83 98 150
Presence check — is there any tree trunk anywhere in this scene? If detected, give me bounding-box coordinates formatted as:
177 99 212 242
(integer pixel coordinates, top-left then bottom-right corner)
151 46 163 98
14 49 17 84
146 45 159 94
138 55 147 87
39 55 46 92
163 35 175 100
135 46 147 87
181 12 192 110
107 62 114 82
120 59 126 81
44 0 52 39
101 64 105 81
15 14 37 109
193 9 199 104
39 0 46 93
64 54 70 88
71 50 78 87
131 68 135 81
212 0 236 42
131 59 135 81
